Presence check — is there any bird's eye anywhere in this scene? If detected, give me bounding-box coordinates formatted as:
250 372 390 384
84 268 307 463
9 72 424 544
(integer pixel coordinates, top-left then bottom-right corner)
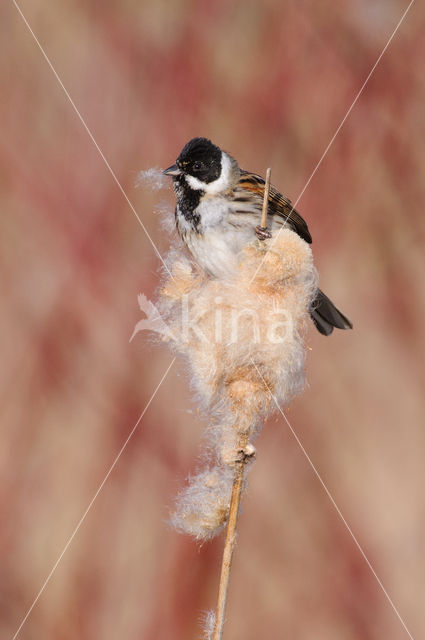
192 161 204 172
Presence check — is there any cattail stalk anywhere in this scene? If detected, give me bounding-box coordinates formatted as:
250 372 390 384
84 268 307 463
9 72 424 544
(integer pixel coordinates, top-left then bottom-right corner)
260 167 272 231
212 434 250 640
212 174 272 639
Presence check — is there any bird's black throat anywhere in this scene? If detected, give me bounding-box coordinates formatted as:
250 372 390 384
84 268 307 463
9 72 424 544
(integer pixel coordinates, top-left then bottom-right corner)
174 176 203 232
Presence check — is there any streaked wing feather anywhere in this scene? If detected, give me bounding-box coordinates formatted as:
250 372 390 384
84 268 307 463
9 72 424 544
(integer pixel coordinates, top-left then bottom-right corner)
237 170 312 244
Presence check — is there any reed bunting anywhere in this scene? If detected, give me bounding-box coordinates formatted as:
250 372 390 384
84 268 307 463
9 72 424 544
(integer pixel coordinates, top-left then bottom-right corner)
163 137 352 336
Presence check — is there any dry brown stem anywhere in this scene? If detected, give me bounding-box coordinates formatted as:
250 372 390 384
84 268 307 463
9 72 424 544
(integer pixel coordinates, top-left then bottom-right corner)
212 434 250 640
212 173 273 639
260 167 272 230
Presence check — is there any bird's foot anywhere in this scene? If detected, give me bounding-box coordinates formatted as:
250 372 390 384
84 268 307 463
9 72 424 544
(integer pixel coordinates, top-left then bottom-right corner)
235 443 256 463
255 225 272 241
221 442 257 467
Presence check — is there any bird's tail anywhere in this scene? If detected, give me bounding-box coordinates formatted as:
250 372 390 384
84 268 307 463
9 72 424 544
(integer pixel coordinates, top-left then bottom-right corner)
310 289 352 336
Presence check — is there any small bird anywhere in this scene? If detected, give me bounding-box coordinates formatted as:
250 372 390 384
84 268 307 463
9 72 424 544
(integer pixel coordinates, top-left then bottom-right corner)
163 137 352 336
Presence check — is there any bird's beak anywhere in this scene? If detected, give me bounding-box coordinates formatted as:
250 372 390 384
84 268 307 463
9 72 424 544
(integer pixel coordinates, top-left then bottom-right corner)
163 164 181 177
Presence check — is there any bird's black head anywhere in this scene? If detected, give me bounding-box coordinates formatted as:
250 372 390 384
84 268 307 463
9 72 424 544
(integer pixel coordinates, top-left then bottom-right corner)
164 137 222 184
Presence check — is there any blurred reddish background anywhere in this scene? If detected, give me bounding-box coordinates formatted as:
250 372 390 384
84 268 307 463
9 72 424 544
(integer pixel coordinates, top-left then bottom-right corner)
1 1 424 638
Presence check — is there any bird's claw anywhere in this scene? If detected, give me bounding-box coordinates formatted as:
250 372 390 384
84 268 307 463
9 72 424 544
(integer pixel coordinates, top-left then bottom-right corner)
236 443 256 463
255 225 272 241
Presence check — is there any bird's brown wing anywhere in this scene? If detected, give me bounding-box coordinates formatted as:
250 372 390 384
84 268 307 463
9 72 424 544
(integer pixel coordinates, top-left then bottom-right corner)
237 170 312 244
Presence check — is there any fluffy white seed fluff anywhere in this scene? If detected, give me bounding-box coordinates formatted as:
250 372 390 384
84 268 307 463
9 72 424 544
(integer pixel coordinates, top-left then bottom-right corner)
159 229 316 538
200 610 216 640
136 167 170 191
170 466 234 540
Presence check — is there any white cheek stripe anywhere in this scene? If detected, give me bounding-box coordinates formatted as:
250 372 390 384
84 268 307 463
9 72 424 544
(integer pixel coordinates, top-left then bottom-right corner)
185 152 232 194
